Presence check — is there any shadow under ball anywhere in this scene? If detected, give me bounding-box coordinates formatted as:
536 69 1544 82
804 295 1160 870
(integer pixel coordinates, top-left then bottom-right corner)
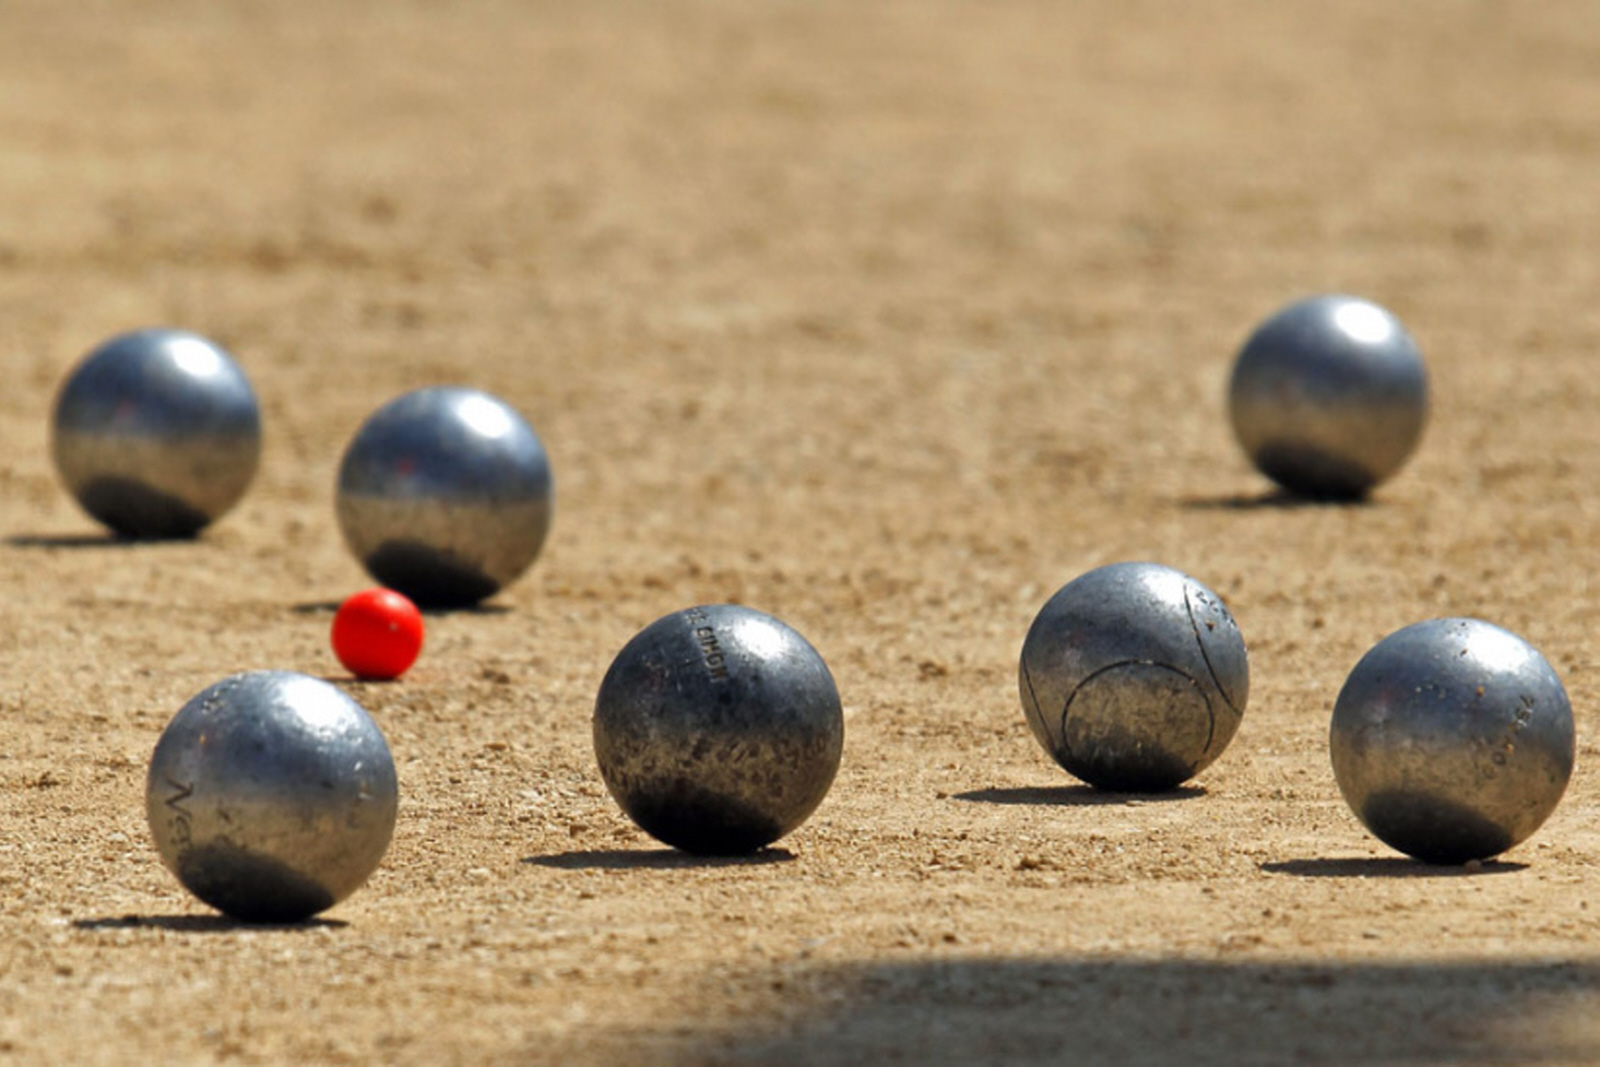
594 604 844 855
146 671 399 923
1330 618 1574 865
336 387 553 608
1228 294 1429 499
1019 562 1249 792
51 328 262 538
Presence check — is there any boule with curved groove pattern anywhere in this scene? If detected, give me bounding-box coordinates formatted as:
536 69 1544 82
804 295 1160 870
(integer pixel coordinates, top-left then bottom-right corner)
1019 562 1248 791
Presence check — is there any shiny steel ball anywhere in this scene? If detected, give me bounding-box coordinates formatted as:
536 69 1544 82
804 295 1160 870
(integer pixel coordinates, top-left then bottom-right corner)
1019 562 1249 791
1330 618 1574 864
51 328 262 538
146 671 399 922
336 387 553 608
594 604 844 855
1228 294 1429 499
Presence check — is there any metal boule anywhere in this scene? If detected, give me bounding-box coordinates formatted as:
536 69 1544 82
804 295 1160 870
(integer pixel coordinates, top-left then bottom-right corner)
336 386 553 607
146 670 399 922
1330 617 1574 864
594 604 844 855
1019 561 1249 791
1228 294 1428 499
51 328 261 538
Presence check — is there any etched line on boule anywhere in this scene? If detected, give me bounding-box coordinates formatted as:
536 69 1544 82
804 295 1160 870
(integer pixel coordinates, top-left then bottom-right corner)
1019 657 1049 737
1058 658 1215 768
1184 583 1240 719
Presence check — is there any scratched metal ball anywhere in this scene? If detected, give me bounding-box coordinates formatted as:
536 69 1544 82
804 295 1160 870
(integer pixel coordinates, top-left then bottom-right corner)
51 328 262 538
146 671 399 923
1330 618 1574 864
1019 562 1249 791
593 604 844 855
1228 294 1429 499
336 387 553 608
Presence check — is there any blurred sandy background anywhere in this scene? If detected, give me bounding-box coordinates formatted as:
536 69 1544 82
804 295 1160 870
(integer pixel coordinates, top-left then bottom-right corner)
4 2 1600 1062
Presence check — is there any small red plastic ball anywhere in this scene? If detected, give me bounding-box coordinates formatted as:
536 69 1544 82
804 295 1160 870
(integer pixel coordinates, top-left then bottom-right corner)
331 588 425 681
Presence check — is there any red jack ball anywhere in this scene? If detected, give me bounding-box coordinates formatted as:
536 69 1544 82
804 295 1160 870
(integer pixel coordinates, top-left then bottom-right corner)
332 588 425 680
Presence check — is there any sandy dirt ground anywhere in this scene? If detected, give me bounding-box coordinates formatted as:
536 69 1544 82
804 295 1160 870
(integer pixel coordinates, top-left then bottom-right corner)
4 1 1600 1063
